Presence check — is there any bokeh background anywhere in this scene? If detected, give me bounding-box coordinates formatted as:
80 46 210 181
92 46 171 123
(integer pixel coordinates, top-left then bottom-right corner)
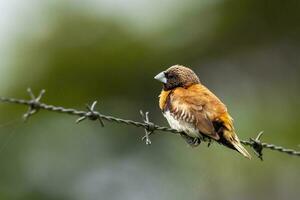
0 0 299 200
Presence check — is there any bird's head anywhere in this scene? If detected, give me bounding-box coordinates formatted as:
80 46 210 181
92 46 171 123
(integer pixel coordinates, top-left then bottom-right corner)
154 65 200 90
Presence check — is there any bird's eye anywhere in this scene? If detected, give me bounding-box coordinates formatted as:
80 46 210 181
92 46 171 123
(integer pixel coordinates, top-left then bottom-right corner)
168 74 174 79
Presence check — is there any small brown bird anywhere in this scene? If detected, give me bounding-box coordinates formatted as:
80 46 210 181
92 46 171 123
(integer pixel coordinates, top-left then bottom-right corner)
154 65 251 159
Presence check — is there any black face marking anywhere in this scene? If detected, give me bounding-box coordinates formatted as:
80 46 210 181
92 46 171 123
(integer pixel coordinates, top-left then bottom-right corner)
164 71 182 90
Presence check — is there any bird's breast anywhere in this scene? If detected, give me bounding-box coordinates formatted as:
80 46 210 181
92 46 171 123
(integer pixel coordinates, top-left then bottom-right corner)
163 110 200 138
159 90 171 110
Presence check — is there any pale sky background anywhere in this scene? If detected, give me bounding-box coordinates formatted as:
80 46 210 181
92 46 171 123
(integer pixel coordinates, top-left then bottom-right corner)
0 0 217 92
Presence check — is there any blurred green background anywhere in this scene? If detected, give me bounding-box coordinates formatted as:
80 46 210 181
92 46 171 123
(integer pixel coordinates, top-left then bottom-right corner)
0 0 299 200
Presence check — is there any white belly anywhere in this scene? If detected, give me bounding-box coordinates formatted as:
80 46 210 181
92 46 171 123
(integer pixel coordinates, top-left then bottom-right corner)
163 111 200 138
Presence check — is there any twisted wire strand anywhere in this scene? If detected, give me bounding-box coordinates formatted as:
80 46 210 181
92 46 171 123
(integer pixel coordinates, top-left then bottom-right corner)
0 92 299 159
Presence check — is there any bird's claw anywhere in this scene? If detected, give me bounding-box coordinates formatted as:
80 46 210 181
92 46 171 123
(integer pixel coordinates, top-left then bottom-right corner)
207 139 212 147
180 133 201 147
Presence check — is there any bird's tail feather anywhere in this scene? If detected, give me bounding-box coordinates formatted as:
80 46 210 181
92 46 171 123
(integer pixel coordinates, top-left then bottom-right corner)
231 140 252 159
221 129 252 159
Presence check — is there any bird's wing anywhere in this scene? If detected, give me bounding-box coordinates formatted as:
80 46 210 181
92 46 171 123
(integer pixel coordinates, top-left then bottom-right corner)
169 86 221 140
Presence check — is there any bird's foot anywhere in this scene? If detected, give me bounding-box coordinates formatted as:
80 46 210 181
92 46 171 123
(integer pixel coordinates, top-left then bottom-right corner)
180 133 201 147
192 138 201 147
207 139 212 147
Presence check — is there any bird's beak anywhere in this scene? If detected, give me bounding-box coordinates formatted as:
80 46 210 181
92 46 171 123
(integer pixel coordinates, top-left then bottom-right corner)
154 71 167 84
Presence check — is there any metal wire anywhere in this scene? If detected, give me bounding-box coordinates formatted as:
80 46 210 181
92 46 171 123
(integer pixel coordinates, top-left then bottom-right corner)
0 89 299 160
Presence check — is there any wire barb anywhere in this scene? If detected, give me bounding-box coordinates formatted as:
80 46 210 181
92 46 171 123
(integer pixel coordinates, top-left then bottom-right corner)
0 89 299 159
140 110 154 145
76 101 104 126
249 131 264 160
23 88 46 121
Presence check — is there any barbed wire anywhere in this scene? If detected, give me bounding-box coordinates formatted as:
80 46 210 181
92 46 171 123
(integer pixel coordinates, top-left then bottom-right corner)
0 88 299 160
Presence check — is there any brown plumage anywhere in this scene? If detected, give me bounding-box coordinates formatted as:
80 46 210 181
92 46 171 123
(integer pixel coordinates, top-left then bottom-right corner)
154 65 251 159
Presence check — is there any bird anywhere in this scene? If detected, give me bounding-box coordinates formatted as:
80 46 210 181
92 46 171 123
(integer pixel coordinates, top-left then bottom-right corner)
154 65 251 159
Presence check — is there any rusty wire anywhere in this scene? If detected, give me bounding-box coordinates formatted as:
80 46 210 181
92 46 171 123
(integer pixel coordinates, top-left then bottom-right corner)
0 88 299 160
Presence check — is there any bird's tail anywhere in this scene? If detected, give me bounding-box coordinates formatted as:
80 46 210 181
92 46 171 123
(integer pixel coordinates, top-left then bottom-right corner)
221 129 252 159
231 139 252 159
